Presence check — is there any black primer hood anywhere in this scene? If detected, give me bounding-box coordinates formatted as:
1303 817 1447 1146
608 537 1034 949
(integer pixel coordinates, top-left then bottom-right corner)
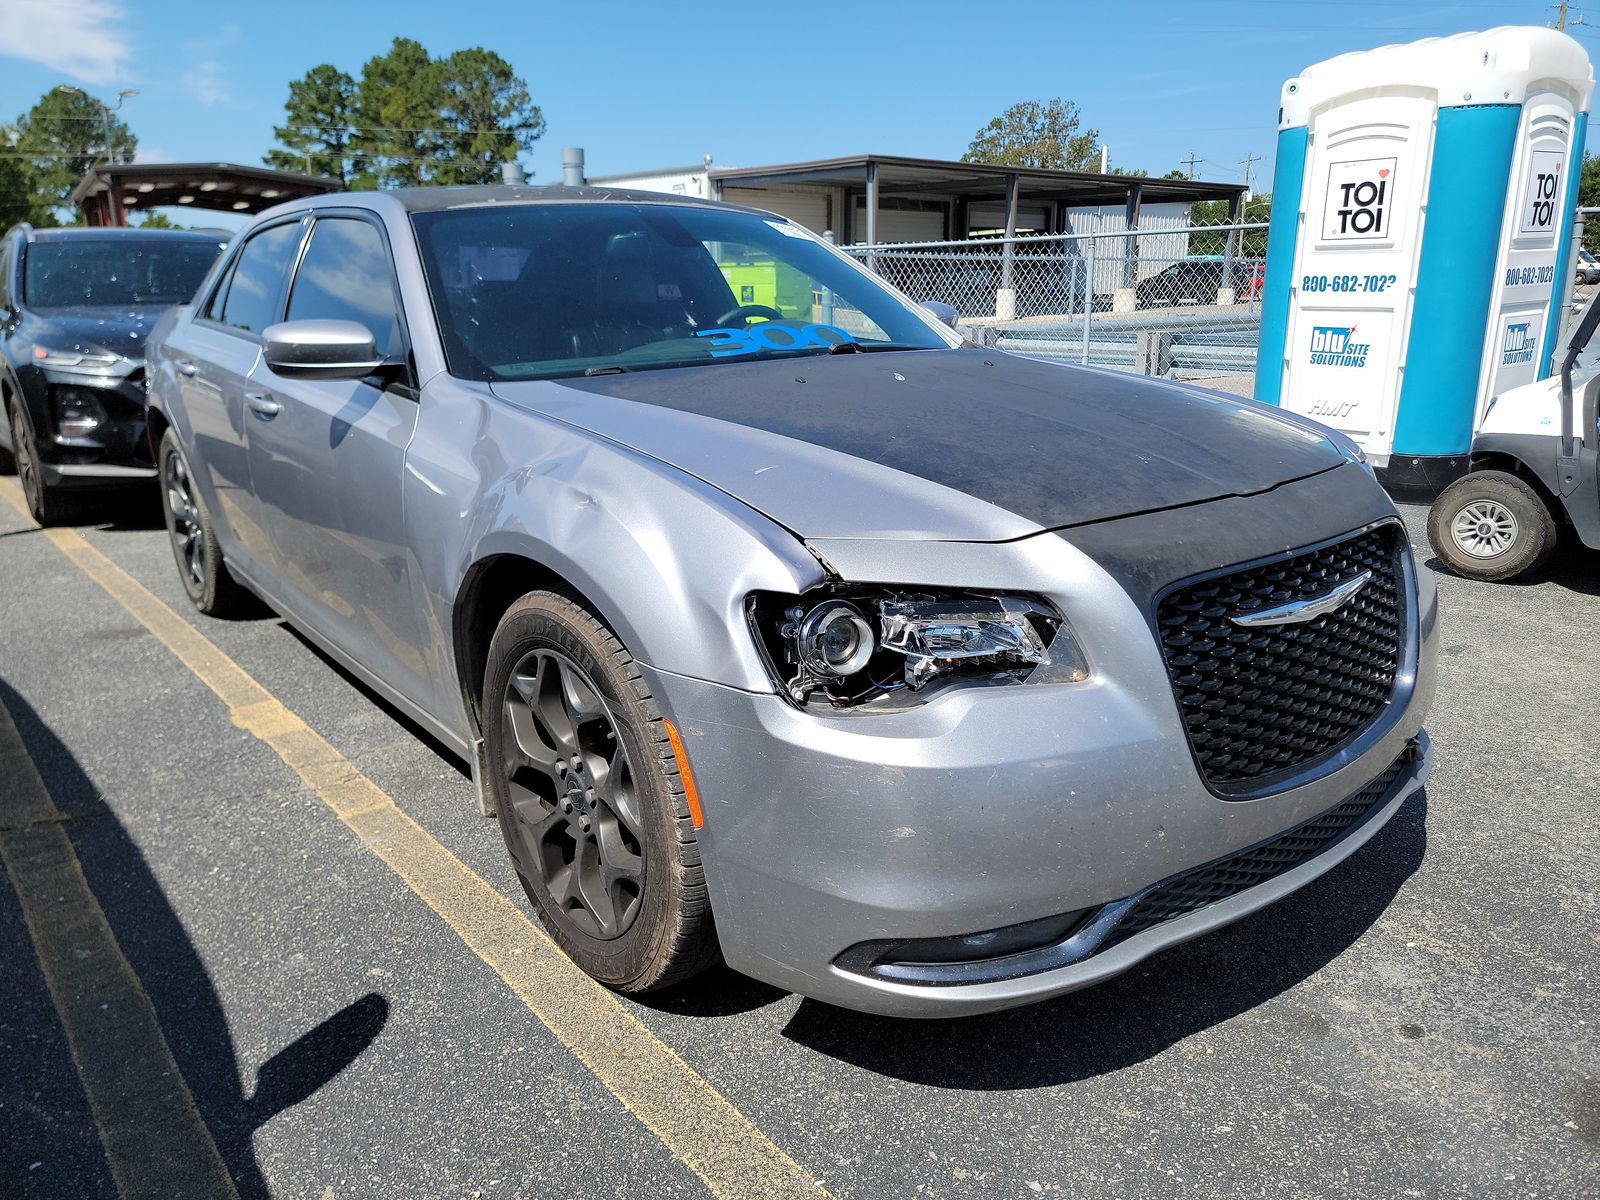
531 349 1344 538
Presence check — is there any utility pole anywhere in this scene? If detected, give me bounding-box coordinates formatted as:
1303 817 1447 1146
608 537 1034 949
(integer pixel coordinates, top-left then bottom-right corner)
1239 152 1260 198
1182 151 1203 180
1551 2 1587 28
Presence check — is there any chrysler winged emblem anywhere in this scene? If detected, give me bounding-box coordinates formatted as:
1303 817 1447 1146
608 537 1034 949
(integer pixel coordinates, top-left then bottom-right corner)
1231 570 1372 628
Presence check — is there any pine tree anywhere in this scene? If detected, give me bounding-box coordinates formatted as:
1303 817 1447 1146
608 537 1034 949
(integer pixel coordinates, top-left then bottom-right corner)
264 65 357 185
429 47 545 185
350 38 442 190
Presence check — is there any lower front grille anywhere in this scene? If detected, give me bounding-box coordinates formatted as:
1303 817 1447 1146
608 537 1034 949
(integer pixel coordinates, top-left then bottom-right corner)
1102 750 1412 950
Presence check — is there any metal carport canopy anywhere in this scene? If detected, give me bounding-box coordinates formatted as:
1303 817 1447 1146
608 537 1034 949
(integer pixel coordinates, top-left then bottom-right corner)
707 153 1247 242
69 162 340 227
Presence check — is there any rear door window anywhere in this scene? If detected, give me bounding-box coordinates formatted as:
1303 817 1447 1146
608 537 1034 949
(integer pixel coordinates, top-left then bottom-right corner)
216 222 304 335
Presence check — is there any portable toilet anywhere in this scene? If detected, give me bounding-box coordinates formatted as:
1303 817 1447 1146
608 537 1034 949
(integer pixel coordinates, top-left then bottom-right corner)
1254 27 1594 490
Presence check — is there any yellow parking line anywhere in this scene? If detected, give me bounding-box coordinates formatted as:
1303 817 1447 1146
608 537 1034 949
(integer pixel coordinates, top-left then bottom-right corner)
0 479 827 1200
0 696 238 1200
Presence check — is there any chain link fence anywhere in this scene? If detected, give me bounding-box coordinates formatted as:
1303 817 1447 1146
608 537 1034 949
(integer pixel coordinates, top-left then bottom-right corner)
843 204 1600 397
842 217 1270 397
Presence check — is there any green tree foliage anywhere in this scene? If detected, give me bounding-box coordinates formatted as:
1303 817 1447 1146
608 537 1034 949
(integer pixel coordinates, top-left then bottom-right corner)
1578 150 1600 253
133 210 183 229
14 89 136 211
350 37 438 188
962 99 1098 171
269 39 545 189
0 153 50 227
429 47 546 185
1188 193 1274 256
264 65 357 185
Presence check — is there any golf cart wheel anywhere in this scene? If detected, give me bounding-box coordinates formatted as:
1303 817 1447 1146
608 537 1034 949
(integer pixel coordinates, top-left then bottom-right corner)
1428 470 1556 582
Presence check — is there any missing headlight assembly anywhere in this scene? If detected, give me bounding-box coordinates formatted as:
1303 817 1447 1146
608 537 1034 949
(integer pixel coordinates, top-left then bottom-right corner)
749 588 1089 709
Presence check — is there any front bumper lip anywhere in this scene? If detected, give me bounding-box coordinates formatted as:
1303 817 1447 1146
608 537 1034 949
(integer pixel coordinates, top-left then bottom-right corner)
39 462 157 488
831 735 1427 1011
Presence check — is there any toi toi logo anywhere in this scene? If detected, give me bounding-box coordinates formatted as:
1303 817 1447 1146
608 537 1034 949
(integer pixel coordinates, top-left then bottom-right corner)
1323 158 1397 241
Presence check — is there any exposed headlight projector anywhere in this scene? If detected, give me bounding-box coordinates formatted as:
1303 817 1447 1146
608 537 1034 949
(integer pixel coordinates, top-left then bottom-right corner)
752 589 1087 708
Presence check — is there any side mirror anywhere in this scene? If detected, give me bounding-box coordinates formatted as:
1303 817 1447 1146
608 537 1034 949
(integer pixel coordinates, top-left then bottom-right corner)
262 319 383 381
920 300 960 330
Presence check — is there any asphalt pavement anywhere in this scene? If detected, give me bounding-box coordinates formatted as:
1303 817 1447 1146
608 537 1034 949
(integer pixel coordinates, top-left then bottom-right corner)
0 479 1595 1200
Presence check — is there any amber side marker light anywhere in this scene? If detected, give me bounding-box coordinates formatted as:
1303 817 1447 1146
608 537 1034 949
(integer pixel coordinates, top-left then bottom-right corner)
661 719 704 829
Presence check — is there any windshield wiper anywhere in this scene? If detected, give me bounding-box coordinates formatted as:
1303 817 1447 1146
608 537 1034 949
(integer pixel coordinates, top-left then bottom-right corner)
826 339 862 354
584 365 628 376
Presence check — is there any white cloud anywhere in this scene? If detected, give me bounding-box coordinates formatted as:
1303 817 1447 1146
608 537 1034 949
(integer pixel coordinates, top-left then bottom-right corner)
186 61 226 106
0 0 130 84
180 23 237 106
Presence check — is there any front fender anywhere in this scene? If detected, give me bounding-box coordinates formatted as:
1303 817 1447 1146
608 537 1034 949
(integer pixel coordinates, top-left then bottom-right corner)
402 378 826 738
143 309 190 447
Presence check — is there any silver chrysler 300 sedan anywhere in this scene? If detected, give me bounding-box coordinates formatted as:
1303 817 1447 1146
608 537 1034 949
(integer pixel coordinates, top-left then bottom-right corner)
145 186 1436 1017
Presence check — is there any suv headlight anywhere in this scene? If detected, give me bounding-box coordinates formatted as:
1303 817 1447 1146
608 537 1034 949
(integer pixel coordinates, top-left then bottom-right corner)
750 588 1088 708
32 344 119 372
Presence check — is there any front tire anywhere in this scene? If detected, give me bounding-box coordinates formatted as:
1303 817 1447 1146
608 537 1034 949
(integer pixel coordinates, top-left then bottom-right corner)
1428 469 1557 581
159 429 246 615
482 590 719 993
10 401 78 525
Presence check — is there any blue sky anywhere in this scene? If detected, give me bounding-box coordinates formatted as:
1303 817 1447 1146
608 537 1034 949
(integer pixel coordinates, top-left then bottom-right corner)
0 0 1591 227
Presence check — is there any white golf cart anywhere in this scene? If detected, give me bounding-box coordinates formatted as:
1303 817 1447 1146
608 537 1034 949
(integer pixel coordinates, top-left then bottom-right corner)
1428 293 1600 581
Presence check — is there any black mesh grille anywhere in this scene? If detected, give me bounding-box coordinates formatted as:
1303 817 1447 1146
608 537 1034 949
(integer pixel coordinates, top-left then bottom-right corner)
1105 752 1410 948
1155 525 1406 792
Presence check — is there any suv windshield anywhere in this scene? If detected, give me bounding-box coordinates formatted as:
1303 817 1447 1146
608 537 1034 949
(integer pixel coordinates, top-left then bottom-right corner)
412 202 949 381
23 237 222 310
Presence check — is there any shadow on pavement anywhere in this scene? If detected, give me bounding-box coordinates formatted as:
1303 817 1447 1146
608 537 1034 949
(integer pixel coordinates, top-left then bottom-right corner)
778 791 1428 1089
0 679 389 1199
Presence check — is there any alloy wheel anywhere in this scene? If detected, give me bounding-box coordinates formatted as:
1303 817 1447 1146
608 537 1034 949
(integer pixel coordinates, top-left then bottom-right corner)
501 648 645 940
165 451 205 588
1450 499 1519 559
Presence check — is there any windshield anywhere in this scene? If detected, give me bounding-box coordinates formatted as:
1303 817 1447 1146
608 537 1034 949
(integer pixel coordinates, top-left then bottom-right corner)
23 238 223 310
411 202 950 381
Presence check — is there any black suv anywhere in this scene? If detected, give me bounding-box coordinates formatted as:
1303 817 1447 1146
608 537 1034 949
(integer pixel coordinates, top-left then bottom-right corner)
0 225 225 523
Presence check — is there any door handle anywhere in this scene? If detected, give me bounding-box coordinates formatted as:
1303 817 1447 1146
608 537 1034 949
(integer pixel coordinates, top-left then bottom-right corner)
245 391 282 419
175 359 199 377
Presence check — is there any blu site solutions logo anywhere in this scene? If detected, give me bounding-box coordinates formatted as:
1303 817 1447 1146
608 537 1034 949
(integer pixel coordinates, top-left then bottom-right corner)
1308 325 1370 368
1501 322 1537 367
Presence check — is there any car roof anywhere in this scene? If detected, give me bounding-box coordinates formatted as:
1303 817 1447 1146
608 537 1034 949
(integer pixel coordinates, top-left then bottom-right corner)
265 183 771 223
379 183 742 213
